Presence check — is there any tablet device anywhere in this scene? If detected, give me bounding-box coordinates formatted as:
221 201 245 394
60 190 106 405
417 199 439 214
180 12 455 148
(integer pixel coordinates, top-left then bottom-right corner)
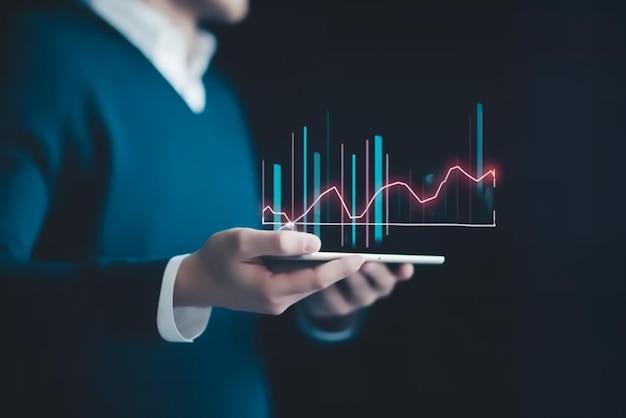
265 252 445 264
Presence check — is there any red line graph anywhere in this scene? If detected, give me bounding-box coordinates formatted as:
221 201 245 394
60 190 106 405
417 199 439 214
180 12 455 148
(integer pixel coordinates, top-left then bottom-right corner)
262 165 496 228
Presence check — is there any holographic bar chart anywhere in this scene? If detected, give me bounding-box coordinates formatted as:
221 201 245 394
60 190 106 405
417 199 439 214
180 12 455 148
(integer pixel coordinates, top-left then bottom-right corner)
261 103 497 247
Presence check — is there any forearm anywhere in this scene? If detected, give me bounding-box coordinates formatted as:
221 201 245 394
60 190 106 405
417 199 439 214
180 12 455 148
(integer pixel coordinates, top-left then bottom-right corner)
0 258 168 343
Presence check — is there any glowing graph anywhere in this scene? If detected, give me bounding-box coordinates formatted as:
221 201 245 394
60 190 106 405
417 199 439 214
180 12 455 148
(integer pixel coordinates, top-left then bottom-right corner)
261 103 497 247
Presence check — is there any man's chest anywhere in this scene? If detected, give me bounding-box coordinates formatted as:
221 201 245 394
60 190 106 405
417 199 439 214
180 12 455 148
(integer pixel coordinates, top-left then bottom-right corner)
92 101 259 259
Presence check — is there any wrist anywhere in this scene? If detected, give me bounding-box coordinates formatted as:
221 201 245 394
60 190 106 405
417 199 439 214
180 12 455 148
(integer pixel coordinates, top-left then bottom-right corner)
174 253 209 307
297 306 360 342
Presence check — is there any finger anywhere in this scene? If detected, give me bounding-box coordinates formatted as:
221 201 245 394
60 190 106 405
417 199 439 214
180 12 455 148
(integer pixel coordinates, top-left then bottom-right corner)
339 272 379 307
360 262 397 295
231 228 321 258
272 255 365 296
304 284 354 317
395 263 414 280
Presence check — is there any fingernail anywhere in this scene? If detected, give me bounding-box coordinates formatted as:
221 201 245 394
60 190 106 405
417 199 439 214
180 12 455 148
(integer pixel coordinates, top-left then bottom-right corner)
304 235 321 252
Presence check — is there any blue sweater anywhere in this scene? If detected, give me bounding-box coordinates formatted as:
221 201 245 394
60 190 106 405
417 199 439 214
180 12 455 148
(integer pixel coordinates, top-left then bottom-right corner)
0 4 269 417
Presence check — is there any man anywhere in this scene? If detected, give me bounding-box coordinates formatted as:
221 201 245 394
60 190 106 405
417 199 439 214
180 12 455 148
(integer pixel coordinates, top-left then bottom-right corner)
0 0 414 416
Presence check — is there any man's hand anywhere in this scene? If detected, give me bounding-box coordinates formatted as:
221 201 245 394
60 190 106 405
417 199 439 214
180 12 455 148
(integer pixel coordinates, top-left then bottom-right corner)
299 262 414 318
173 228 365 315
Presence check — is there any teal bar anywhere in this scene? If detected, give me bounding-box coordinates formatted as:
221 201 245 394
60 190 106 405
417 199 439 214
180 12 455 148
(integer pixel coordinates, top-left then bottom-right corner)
313 152 321 237
303 126 307 232
374 135 383 242
477 103 483 194
273 164 281 230
352 154 356 247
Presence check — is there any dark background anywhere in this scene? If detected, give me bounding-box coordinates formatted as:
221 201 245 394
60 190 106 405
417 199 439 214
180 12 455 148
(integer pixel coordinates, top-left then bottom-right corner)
210 1 625 417
213 1 521 418
2 0 625 417
217 2 521 417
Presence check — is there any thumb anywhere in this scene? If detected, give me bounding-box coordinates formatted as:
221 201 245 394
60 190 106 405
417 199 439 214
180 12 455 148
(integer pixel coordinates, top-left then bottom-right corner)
233 228 321 258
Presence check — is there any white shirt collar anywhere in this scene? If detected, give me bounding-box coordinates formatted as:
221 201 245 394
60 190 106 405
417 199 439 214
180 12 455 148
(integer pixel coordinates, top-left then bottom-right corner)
84 0 217 113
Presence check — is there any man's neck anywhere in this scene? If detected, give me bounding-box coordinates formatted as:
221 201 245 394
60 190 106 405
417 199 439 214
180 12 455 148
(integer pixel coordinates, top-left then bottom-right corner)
140 0 198 43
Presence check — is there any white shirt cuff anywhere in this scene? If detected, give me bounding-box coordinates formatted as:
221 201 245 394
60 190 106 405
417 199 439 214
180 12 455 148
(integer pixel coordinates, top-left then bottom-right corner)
156 254 212 342
296 310 356 343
